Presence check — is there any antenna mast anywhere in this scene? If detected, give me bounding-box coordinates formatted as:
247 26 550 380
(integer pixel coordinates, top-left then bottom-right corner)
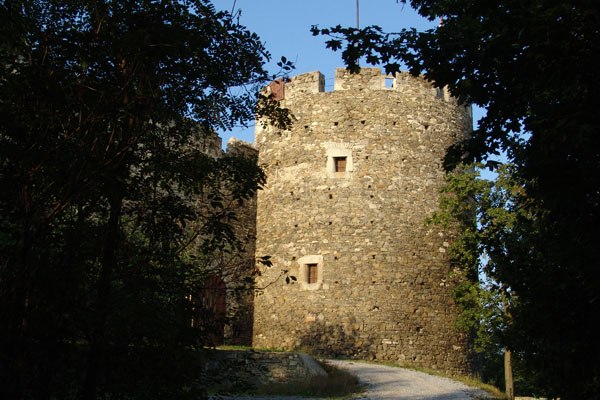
356 0 359 29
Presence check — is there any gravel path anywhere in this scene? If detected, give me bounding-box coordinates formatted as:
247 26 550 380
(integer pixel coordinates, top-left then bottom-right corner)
219 360 493 400
328 360 492 400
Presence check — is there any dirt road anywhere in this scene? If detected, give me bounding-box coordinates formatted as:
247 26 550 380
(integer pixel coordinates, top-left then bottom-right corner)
217 359 494 400
328 359 492 400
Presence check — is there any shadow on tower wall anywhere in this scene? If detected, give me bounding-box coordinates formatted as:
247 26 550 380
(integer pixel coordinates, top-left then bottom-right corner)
296 321 375 360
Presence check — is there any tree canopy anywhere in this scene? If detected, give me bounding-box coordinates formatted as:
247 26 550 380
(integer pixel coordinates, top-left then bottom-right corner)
313 1 600 398
0 1 288 399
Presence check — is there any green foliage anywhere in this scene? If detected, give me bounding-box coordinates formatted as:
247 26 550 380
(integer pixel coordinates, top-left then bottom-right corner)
0 1 290 399
430 164 544 394
314 1 600 398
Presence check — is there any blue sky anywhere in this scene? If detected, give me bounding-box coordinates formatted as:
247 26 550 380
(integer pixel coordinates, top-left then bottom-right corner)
215 0 482 146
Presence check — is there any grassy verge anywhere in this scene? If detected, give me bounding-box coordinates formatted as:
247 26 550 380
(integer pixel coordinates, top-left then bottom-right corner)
216 344 288 352
251 360 363 399
450 375 505 399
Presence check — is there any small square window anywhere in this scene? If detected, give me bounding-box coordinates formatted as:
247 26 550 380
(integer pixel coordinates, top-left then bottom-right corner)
298 255 323 290
333 157 347 172
306 264 318 284
385 77 394 89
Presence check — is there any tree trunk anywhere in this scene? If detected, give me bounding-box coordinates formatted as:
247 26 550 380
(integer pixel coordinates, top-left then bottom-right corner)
501 284 515 400
82 194 122 400
504 347 515 400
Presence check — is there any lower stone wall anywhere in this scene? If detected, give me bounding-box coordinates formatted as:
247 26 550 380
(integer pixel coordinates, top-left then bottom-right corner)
203 350 326 390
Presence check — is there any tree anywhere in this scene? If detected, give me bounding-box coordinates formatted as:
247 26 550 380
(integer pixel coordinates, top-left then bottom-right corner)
429 164 536 398
313 1 600 398
0 1 289 399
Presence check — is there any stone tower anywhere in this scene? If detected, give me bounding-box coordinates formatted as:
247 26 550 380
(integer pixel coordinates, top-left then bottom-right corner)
252 68 473 374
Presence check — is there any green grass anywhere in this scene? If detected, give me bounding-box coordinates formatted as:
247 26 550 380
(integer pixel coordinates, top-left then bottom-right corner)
215 344 253 351
450 375 505 399
216 344 288 352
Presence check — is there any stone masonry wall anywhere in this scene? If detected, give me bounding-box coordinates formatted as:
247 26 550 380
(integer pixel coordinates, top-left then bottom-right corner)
222 138 259 344
195 133 258 345
252 68 473 374
203 350 326 390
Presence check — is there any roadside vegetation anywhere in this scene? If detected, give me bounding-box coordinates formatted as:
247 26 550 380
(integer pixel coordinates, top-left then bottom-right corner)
0 1 292 399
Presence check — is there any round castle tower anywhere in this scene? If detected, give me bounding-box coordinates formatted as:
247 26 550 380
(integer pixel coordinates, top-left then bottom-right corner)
252 68 473 374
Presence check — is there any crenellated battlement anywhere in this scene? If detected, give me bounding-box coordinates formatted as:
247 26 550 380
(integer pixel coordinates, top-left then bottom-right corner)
279 71 325 98
279 68 454 103
226 137 257 157
195 128 257 159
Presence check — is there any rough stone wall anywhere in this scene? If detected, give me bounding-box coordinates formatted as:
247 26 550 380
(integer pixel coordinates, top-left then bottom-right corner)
203 350 326 389
222 138 259 344
195 133 258 345
196 127 223 157
252 68 473 374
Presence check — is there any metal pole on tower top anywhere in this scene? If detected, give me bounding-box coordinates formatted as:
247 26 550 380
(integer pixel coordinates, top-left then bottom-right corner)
356 0 359 29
